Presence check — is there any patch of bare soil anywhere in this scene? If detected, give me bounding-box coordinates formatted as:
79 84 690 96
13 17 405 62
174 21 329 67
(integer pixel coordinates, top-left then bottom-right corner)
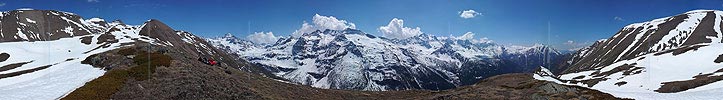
562 63 639 87
656 68 723 93
0 61 31 72
0 53 9 62
654 44 707 56
80 36 93 45
0 64 51 79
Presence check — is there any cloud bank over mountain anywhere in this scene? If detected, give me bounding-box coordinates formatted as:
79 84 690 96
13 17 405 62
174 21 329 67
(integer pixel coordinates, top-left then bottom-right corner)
378 18 423 39
293 14 356 37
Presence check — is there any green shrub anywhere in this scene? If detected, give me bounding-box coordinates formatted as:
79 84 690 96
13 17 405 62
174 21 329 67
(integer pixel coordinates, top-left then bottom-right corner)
129 52 171 80
62 70 128 100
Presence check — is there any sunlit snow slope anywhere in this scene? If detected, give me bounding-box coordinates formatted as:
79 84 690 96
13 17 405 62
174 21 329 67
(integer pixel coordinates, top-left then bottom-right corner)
0 9 161 100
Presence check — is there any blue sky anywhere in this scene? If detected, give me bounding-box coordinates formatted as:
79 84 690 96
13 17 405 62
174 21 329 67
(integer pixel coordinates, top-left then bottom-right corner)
2 0 722 50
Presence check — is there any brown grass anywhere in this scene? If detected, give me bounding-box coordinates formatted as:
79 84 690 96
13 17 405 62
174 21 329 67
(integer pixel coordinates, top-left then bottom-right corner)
116 47 136 56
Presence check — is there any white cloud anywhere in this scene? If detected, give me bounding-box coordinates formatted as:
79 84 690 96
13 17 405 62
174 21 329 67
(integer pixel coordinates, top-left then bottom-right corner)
564 40 574 45
246 32 280 44
459 10 481 19
475 37 492 44
450 32 492 44
87 0 99 2
379 18 423 39
292 14 356 37
614 16 625 21
0 3 6 7
456 32 475 40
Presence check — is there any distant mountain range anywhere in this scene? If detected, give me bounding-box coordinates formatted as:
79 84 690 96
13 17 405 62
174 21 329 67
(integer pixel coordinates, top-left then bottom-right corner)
208 28 567 91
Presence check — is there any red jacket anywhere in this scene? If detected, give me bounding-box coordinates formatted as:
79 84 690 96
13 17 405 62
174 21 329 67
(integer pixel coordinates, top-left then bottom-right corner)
209 60 217 65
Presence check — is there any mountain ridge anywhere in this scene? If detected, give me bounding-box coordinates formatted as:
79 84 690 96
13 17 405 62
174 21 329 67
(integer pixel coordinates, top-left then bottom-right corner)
208 28 567 91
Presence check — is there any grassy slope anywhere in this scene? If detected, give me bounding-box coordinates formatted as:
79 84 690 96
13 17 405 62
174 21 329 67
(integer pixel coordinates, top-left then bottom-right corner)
63 48 171 100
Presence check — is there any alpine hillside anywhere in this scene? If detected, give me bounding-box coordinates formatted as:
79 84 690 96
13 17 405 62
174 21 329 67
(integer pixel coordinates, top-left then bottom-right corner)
535 10 723 100
0 9 269 99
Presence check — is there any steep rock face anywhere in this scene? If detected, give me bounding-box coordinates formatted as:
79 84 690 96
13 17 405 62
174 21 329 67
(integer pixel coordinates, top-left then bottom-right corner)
208 28 564 91
537 10 723 99
0 9 100 42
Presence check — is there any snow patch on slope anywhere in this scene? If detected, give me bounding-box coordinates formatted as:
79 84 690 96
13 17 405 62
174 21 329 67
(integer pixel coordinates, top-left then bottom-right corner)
537 43 723 99
0 29 152 99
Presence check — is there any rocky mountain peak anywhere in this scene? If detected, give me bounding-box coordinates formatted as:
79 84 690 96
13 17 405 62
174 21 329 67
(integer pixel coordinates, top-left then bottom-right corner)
223 33 236 38
0 9 95 42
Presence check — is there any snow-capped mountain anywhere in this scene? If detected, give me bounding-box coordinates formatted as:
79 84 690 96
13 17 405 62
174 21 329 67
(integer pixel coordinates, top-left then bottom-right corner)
500 44 567 73
535 10 723 99
206 33 258 57
208 28 565 91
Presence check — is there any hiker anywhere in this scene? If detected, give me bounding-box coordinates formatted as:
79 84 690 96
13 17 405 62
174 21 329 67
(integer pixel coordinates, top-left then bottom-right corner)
209 59 217 66
197 56 219 66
